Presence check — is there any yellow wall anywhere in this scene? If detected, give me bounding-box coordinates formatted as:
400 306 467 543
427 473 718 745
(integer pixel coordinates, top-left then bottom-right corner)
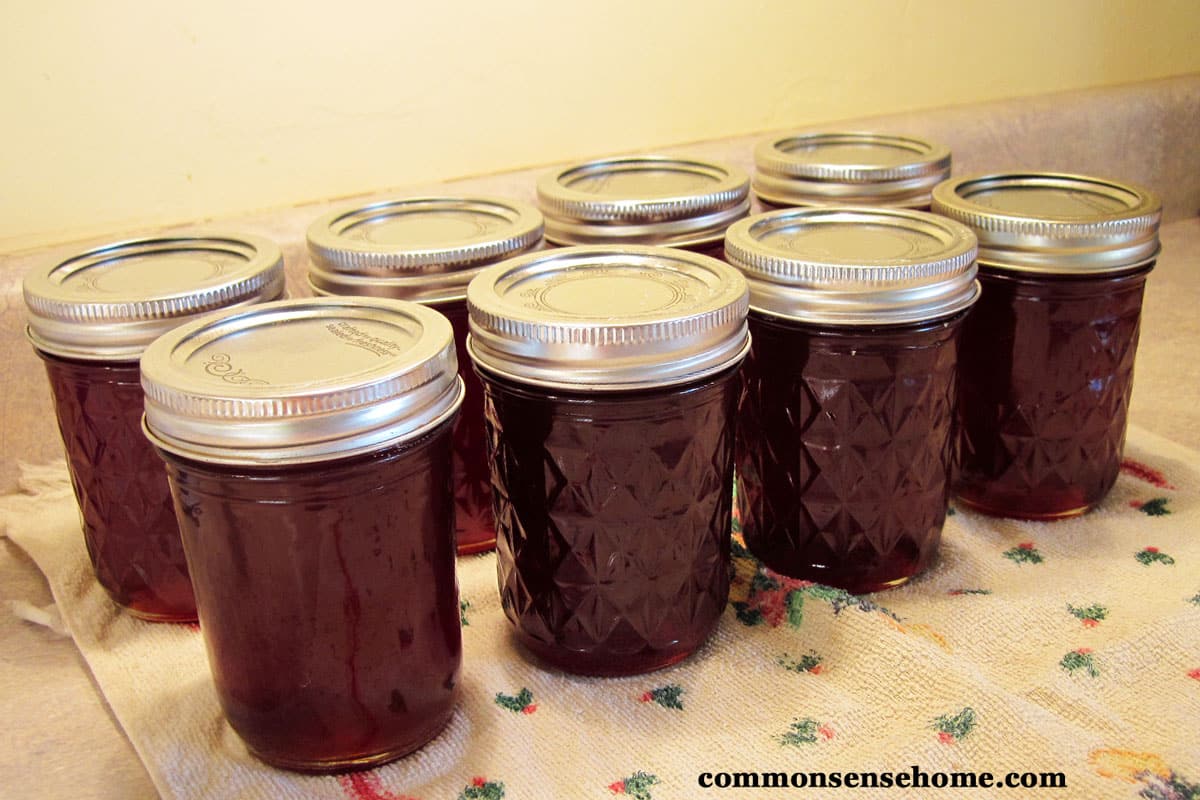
4 0 1199 253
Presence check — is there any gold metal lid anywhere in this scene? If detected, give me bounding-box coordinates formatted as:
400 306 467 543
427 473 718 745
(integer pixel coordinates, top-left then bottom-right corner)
23 233 285 361
140 297 463 465
536 156 750 247
931 172 1161 273
466 245 750 390
753 132 951 208
306 196 544 302
724 207 979 325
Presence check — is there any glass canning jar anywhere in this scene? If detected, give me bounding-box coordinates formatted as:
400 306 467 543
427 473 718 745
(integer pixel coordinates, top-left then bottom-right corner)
140 297 464 772
467 246 750 675
932 173 1162 519
22 234 284 621
307 196 543 556
536 155 750 259
753 132 951 210
725 208 979 592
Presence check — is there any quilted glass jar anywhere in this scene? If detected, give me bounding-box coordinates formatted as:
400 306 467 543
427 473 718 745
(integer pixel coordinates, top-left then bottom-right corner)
141 298 464 771
753 132 951 210
307 196 543 555
467 246 749 675
22 234 284 621
932 173 1161 519
537 155 749 260
725 208 979 592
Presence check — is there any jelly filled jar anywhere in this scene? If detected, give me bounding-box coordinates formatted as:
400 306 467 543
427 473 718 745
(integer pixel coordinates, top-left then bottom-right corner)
307 196 543 555
22 234 284 621
536 155 750 260
752 132 951 210
140 298 464 771
724 208 980 592
467 246 750 675
932 173 1162 519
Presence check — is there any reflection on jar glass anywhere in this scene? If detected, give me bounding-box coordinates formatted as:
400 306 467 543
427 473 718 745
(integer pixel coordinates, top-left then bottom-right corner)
141 298 464 771
725 207 979 593
468 246 749 675
933 173 1161 520
307 196 544 555
22 234 284 621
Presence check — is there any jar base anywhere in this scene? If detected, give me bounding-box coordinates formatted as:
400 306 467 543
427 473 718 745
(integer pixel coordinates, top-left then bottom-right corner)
513 632 702 677
124 607 199 624
954 492 1093 521
243 707 456 774
455 536 496 556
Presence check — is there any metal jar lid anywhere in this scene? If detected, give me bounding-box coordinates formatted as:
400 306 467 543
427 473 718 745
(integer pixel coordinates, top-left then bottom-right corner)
536 156 750 247
466 245 750 391
141 297 463 466
931 172 1162 274
23 233 285 361
306 196 544 303
724 207 979 325
753 132 951 208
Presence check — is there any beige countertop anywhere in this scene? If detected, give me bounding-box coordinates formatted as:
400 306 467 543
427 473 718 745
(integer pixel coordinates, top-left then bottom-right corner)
2 74 1198 799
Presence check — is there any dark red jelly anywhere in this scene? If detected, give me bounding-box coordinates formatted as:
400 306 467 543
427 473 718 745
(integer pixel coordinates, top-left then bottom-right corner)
39 353 195 621
159 422 461 771
435 299 493 554
481 368 739 676
955 267 1152 519
737 312 964 593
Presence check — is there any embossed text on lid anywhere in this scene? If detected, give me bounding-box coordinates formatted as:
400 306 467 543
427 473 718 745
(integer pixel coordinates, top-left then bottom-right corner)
140 297 462 465
724 207 979 325
537 156 750 246
931 172 1161 273
306 196 544 302
466 245 750 390
752 132 951 208
23 233 285 361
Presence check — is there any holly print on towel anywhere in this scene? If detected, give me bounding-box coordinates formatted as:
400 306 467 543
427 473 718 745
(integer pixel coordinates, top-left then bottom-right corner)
459 777 504 800
608 771 660 799
1003 541 1044 565
639 684 684 710
1068 603 1108 628
778 651 824 674
931 707 976 744
494 688 537 715
1130 497 1172 516
778 717 835 746
1061 648 1100 678
1136 546 1176 566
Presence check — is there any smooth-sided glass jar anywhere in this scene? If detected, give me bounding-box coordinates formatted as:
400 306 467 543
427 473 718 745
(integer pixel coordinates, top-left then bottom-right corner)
307 196 543 555
725 208 979 593
467 246 750 675
536 155 750 259
140 298 464 772
22 234 285 621
753 132 951 210
932 173 1161 519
